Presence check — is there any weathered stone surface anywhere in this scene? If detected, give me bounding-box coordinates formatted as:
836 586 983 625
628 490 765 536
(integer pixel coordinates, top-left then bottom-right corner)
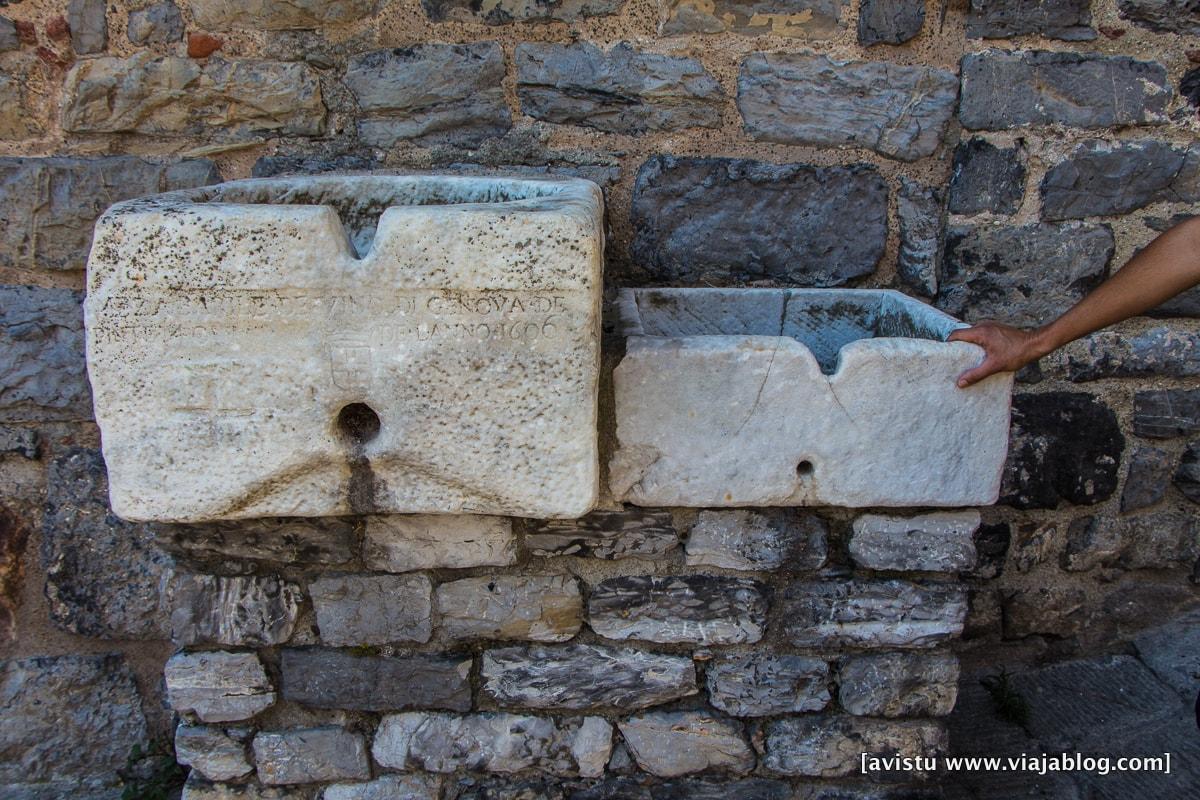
86 175 602 520
181 775 314 799
0 18 17 51
1118 0 1200 33
346 44 510 147
938 223 1113 327
779 579 967 648
660 0 846 37
1061 515 1121 572
43 448 173 639
738 53 957 161
612 289 1013 507
0 505 27 646
961 50 1170 130
0 654 147 797
282 649 471 711
252 154 378 178
525 509 678 560
684 510 827 571
849 511 980 573
68 0 107 54
165 651 276 723
706 654 831 716
127 1 184 44
374 712 612 777
1133 608 1200 701
1003 583 1091 638
1115 510 1200 568
175 725 253 782
0 157 220 272
191 0 377 30
588 575 768 645
437 575 581 642
1002 392 1124 509
311 574 432 646
1062 326 1200 381
516 42 723 134
364 515 515 572
481 643 697 710
254 728 370 785
618 712 754 777
1133 389 1200 438
167 573 301 646
838 652 959 717
1041 140 1200 221
896 178 942 297
762 716 947 777
423 0 622 23
948 139 1026 216
325 775 442 800
966 0 1094 39
63 54 325 137
630 156 887 286
0 74 40 140
1121 447 1172 512
0 288 89 423
858 0 924 44
156 517 357 565
1174 440 1200 504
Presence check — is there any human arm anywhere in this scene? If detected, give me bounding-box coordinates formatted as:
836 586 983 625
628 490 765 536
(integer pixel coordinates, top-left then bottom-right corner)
948 216 1200 387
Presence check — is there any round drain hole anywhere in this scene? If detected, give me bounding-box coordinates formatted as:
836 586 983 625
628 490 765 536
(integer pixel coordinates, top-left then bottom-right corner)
796 460 815 478
336 402 381 445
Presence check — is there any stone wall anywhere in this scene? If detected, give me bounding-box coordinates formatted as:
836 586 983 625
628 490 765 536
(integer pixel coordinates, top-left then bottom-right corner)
1 0 1199 797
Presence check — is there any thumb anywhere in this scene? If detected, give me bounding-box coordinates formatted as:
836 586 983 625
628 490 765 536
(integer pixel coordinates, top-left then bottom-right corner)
956 358 999 388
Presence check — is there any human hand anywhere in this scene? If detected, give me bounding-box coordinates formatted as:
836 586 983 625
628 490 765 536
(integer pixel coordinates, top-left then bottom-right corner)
947 322 1047 388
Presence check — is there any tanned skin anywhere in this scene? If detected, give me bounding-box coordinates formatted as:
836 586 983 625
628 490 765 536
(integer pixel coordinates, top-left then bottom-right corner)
949 216 1200 387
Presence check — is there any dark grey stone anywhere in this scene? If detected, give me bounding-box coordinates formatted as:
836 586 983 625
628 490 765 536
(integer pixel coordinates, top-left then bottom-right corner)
1132 607 1200 701
959 50 1171 130
525 509 678 560
706 653 831 716
858 0 924 45
281 649 471 712
516 42 723 134
762 716 947 777
1118 0 1200 33
481 643 697 710
779 579 967 648
896 178 942 297
1133 389 1200 438
253 727 370 785
1121 446 1173 512
252 154 378 177
1174 440 1200 504
0 654 148 797
42 448 173 639
154 517 358 565
1001 392 1124 509
422 0 623 23
937 223 1113 327
0 18 17 51
166 572 301 646
0 287 91 422
345 44 511 148
0 425 37 459
737 53 957 161
1116 510 1200 568
684 509 827 571
1061 515 1121 571
966 0 1095 40
127 1 184 45
651 779 795 800
1041 140 1200 221
311 574 432 646
588 574 768 645
0 157 220 271
838 651 959 717
948 138 1026 216
68 0 107 54
1063 326 1200 381
630 156 887 286
1183 67 1200 110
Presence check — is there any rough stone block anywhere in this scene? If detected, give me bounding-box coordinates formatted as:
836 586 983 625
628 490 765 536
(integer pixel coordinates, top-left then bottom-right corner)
611 289 1013 507
165 651 275 723
838 651 959 717
253 728 370 785
191 0 378 29
948 139 1026 216
660 0 846 37
167 572 301 646
762 716 947 777
68 0 107 54
364 515 516 572
525 509 678 560
1133 389 1200 438
85 175 603 521
325 775 443 800
156 517 358 565
281 649 471 711
1175 441 1200 505
630 156 887 286
345 45 510 147
516 42 722 134
738 53 957 161
857 0 924 45
63 54 325 138
127 1 185 44
436 575 582 642
849 511 980 573
0 18 17 51
896 178 943 297
966 0 1094 39
1041 140 1200 221
618 712 754 777
960 50 1170 130
587 575 768 645
1118 0 1200 33
684 509 827 571
481 643 697 710
423 0 622 23
0 506 26 647
0 72 40 141
0 425 37 459
181 774 315 798
1115 510 1200 568
1062 326 1200 381
175 724 253 782
706 653 831 716
779 579 967 648
373 712 612 777
0 288 90 423
310 574 432 646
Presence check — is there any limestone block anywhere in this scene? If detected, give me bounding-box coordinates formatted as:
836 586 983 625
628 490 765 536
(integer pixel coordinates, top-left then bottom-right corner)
610 289 1013 508
363 514 515 572
165 651 276 722
84 175 604 521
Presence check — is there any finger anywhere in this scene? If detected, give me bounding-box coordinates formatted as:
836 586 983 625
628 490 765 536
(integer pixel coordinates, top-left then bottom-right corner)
956 359 999 388
948 327 989 345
